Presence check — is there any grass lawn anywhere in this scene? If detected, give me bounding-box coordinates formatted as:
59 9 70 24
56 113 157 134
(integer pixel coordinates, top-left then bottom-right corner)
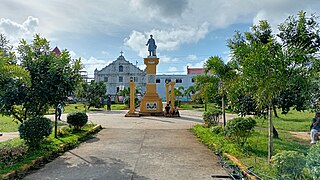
0 115 20 132
47 103 127 114
193 124 310 179
255 109 314 132
0 103 128 132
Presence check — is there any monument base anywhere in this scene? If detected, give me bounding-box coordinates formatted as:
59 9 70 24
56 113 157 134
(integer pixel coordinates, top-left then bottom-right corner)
125 112 140 117
139 96 163 116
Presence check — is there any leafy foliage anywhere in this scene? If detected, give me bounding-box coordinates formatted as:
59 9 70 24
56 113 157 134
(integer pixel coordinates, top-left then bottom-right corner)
1 34 82 123
183 85 195 102
76 80 107 110
271 151 306 179
203 108 222 127
57 126 72 137
18 117 52 147
209 125 223 134
306 143 320 179
67 112 88 130
226 117 256 146
0 143 28 165
193 74 219 105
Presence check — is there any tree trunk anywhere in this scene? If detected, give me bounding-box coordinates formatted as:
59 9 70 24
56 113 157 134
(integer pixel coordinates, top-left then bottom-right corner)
222 95 226 134
268 105 273 163
273 105 278 118
54 107 58 138
273 126 279 139
204 100 207 112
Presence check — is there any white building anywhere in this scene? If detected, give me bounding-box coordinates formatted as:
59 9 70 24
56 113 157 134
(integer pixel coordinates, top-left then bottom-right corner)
94 54 146 96
94 54 204 101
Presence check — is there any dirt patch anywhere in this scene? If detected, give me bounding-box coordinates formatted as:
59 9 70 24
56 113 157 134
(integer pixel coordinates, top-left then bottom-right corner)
289 131 309 140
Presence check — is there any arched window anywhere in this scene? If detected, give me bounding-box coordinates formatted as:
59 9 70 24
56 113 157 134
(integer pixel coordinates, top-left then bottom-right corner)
119 65 123 72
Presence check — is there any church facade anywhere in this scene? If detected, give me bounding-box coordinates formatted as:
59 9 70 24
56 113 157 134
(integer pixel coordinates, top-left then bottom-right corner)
94 54 146 96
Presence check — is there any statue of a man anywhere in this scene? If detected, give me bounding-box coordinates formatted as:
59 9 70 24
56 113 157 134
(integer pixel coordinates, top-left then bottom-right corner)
146 34 157 57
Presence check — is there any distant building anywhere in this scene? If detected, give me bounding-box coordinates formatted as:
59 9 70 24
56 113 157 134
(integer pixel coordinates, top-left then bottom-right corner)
94 53 146 96
52 46 61 55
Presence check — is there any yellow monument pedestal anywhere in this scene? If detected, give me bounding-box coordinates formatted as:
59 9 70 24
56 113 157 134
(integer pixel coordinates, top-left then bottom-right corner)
139 57 163 116
125 81 140 117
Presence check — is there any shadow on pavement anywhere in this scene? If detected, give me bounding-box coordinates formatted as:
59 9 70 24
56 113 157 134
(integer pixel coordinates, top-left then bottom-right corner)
85 136 100 143
25 154 150 180
177 116 203 123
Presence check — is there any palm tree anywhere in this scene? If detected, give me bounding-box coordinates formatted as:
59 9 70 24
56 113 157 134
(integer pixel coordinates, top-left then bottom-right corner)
204 56 236 130
184 86 195 102
174 86 184 106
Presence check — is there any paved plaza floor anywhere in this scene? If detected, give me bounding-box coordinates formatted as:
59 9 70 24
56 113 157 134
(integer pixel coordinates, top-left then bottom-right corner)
7 110 232 179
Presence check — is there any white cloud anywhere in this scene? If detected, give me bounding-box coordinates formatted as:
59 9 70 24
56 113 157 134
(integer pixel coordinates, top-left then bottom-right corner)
80 56 113 77
124 22 209 57
187 54 197 61
159 55 179 63
0 16 39 44
168 66 177 73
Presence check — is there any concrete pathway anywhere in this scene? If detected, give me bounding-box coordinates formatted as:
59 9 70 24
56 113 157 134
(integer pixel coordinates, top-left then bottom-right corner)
0 132 19 142
22 110 231 180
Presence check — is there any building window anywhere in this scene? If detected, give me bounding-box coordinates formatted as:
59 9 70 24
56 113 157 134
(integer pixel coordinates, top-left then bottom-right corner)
104 77 108 82
119 65 123 72
191 78 195 83
176 79 182 83
116 87 120 93
156 79 160 83
134 77 138 82
165 79 171 83
119 76 123 82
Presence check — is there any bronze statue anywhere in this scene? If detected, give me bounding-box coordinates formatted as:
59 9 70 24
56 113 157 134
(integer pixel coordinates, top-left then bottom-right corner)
146 34 157 57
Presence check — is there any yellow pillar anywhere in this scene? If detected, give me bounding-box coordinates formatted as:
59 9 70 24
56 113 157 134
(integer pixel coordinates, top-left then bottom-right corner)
169 82 176 109
139 57 163 115
165 83 170 105
125 81 139 117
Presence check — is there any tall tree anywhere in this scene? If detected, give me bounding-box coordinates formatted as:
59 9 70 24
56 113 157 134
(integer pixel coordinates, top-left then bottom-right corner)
184 85 195 102
174 86 184 106
204 56 236 130
193 74 219 111
228 11 320 162
228 20 286 162
1 34 82 124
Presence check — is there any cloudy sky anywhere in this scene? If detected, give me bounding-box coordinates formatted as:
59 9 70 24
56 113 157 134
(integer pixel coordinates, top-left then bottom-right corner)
1 0 319 77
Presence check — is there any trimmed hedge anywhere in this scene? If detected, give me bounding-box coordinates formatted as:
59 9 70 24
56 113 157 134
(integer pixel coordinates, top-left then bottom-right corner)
67 112 88 130
18 117 52 147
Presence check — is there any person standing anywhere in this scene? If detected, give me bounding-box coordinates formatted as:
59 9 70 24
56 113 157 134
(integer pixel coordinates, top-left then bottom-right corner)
57 103 63 120
310 112 320 144
107 96 111 111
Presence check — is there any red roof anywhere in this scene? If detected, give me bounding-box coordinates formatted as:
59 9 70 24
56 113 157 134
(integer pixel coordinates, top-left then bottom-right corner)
187 67 204 75
52 46 61 55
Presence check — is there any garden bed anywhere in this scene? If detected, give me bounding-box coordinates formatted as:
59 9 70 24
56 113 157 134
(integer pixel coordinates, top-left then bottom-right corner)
0 124 102 179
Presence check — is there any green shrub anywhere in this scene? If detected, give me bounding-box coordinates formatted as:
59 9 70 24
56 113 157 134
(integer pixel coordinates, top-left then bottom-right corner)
203 108 222 127
57 126 71 137
306 143 320 179
67 112 88 130
226 117 256 146
271 150 306 179
210 125 223 134
18 117 52 147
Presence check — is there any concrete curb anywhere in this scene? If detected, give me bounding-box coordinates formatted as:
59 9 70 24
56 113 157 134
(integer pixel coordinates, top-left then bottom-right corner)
224 153 257 180
1 124 102 180
211 143 257 180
